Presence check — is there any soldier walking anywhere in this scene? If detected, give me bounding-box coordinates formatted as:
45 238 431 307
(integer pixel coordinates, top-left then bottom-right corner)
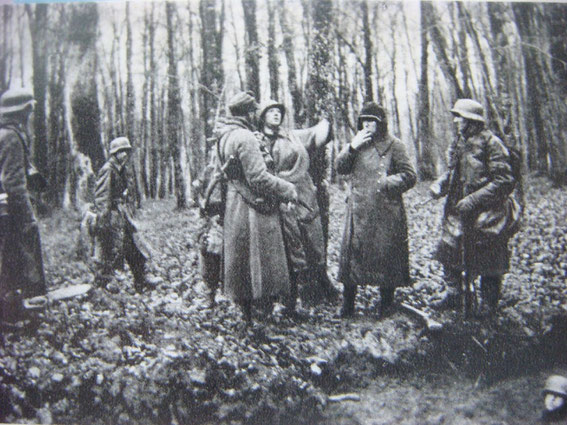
94 137 156 293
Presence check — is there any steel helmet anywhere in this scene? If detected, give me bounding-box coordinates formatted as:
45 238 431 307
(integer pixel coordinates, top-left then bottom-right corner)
544 375 567 397
0 88 35 116
109 137 132 155
450 99 485 123
257 99 285 129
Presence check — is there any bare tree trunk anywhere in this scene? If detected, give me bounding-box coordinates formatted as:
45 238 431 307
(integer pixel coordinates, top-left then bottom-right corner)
267 0 279 100
109 21 124 139
158 87 167 199
68 3 104 173
17 11 25 85
199 0 224 138
125 2 141 208
306 0 333 246
428 3 464 99
417 1 436 180
0 6 13 92
513 3 567 183
227 1 244 91
47 11 69 207
140 6 150 198
334 29 354 132
460 4 507 144
361 0 373 102
514 4 552 176
242 0 260 100
488 2 529 173
149 3 158 198
548 3 567 94
454 3 473 98
390 13 401 136
26 4 49 178
279 0 303 125
187 4 204 203
166 2 186 209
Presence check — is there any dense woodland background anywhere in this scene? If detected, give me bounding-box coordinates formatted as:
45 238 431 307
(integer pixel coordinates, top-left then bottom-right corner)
2 0 567 216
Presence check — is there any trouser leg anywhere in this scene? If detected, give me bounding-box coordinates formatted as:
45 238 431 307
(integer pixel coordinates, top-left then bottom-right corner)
316 264 339 300
1 216 46 321
199 249 220 305
1 217 46 297
0 216 21 322
341 283 357 318
380 287 395 310
0 215 13 299
20 221 47 298
432 266 462 310
285 271 299 311
480 275 502 313
240 299 252 323
124 230 148 292
95 225 121 287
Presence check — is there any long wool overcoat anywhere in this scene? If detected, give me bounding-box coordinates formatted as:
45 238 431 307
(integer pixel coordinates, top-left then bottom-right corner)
258 126 327 273
216 117 296 303
336 134 416 288
433 126 514 276
0 122 46 299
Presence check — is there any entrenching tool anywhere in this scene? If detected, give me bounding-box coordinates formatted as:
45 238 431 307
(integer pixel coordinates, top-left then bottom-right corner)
23 284 92 310
400 302 443 332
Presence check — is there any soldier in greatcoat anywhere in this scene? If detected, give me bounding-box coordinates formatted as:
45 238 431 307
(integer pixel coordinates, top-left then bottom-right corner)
215 92 298 323
0 88 47 321
256 100 338 308
335 102 416 318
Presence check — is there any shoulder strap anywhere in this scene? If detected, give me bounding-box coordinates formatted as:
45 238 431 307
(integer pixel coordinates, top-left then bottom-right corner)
0 123 30 154
0 123 32 177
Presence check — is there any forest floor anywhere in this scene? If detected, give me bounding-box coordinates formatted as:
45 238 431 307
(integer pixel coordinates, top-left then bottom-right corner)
1 177 566 425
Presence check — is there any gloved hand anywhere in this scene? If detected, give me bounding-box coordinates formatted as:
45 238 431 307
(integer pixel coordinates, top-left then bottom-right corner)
350 130 372 151
429 181 443 199
289 186 299 204
456 196 476 216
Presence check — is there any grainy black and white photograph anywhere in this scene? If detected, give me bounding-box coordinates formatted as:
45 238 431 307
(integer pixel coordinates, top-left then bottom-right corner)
0 0 566 423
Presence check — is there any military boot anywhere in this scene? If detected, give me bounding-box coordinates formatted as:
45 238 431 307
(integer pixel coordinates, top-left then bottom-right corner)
480 275 501 316
316 265 340 301
432 268 462 310
340 284 357 318
0 290 25 323
282 272 310 321
379 287 396 318
132 265 159 294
